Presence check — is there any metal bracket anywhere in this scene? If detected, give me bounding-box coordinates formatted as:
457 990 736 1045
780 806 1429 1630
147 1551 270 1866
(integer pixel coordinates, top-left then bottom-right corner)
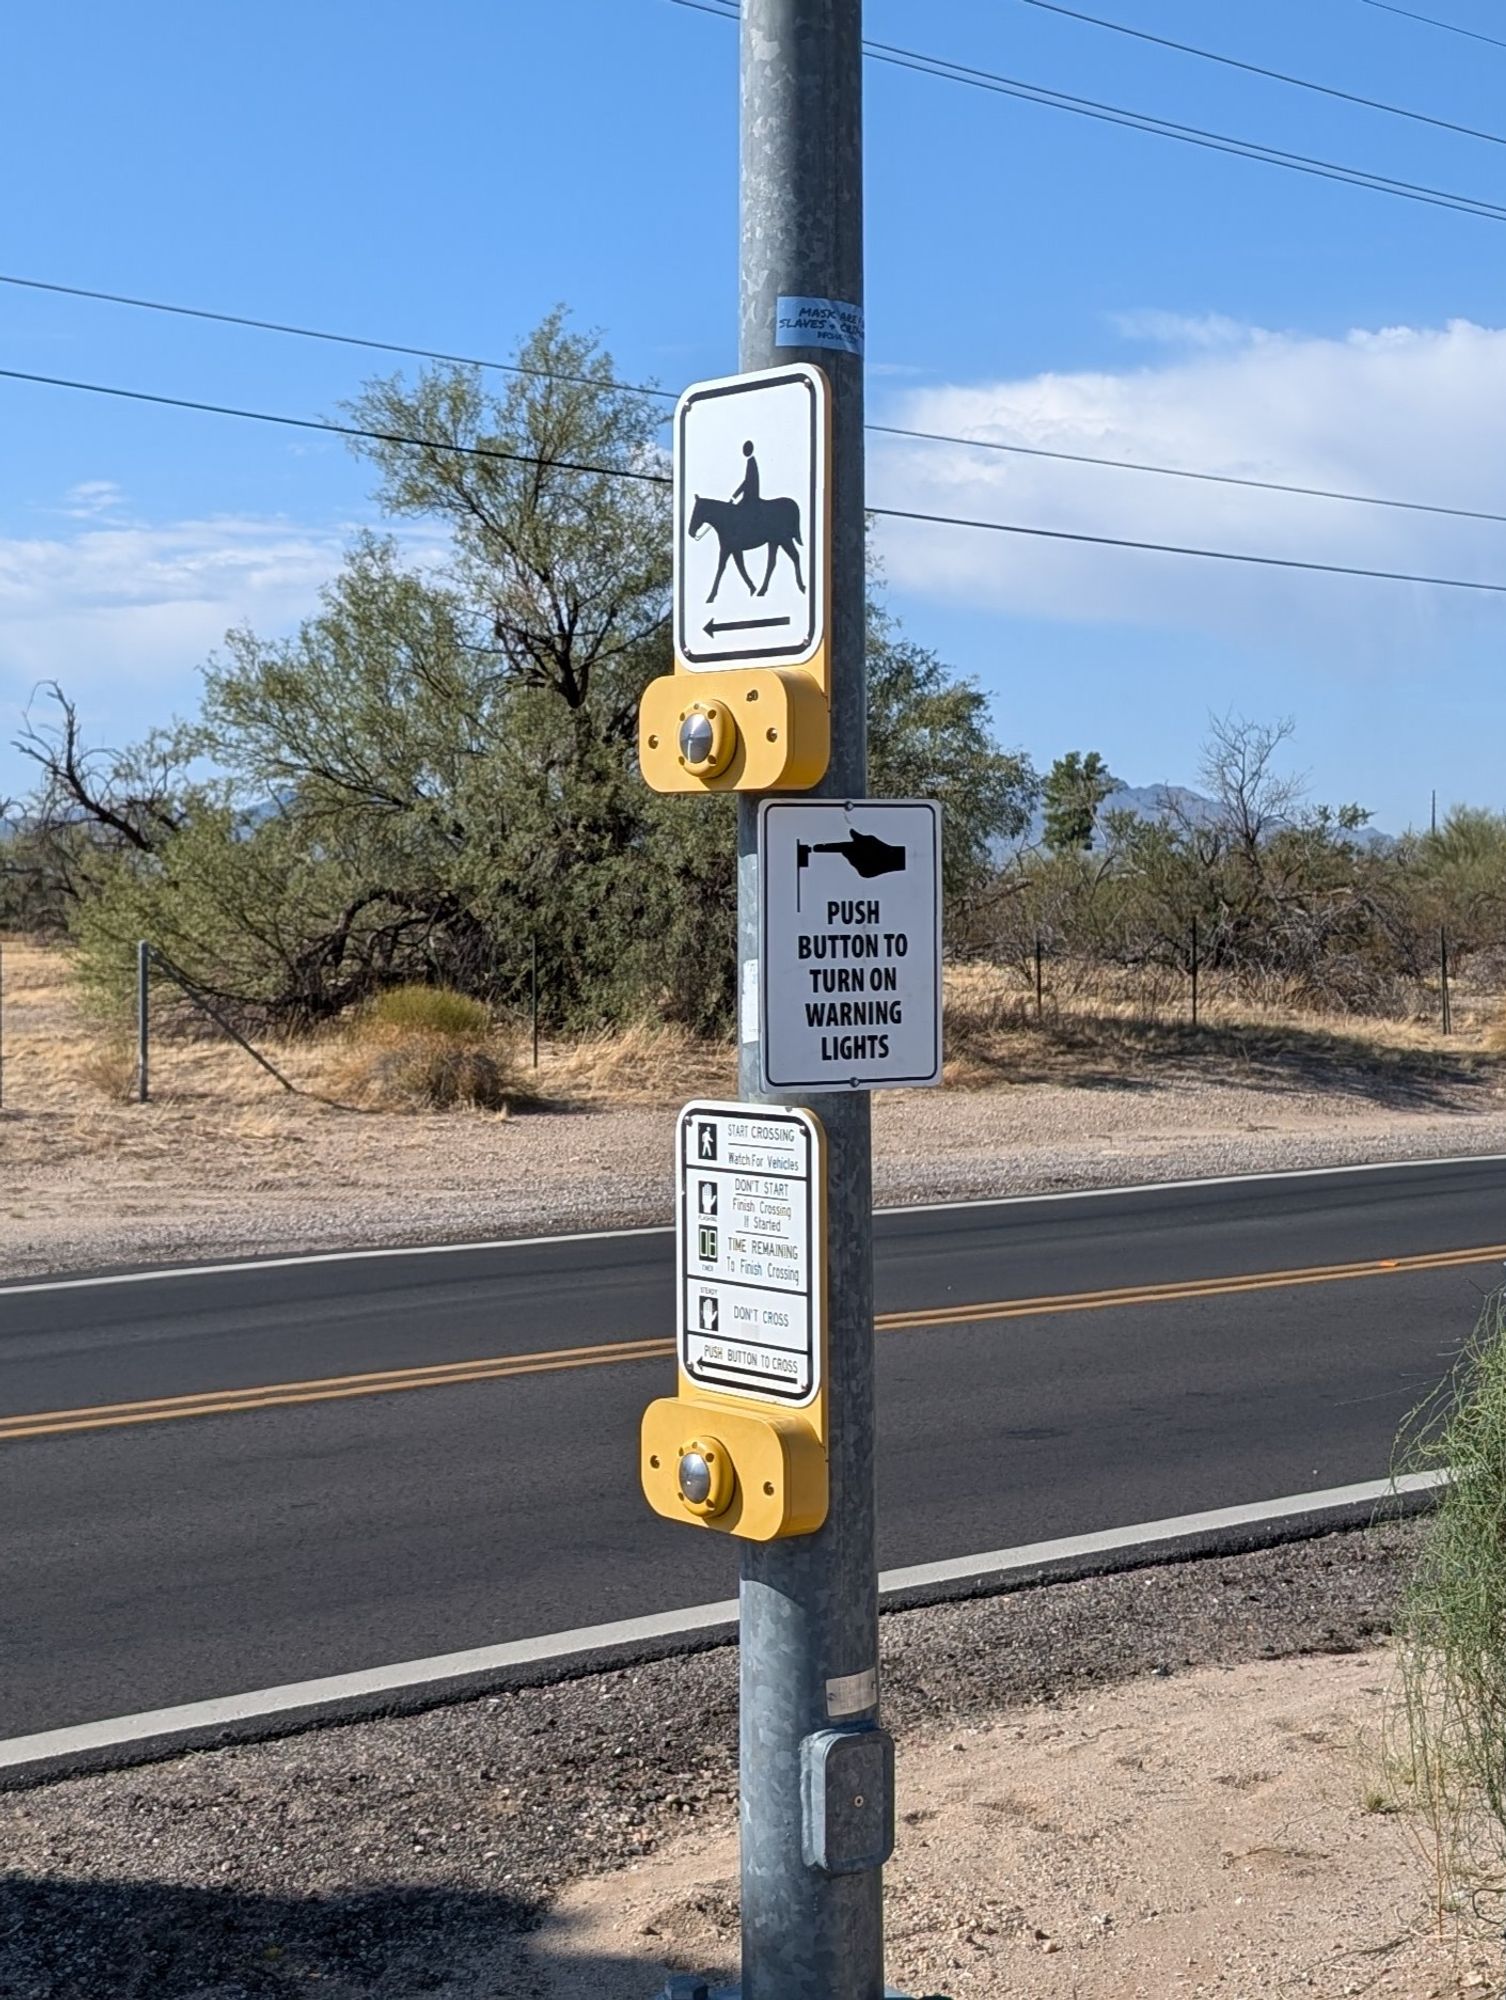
800 1724 895 1874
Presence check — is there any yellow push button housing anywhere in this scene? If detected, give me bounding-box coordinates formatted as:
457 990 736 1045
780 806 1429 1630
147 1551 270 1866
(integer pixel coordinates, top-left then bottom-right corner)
638 664 829 794
641 1397 827 1540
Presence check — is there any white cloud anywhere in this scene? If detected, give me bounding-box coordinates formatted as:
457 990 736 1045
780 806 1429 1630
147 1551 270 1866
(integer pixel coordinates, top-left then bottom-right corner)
0 502 448 786
870 317 1506 654
57 479 129 520
1106 310 1254 349
0 513 352 718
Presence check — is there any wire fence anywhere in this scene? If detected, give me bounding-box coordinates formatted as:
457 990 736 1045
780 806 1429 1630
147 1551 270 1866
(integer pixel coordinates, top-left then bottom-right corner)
133 941 302 1105
979 925 1469 1037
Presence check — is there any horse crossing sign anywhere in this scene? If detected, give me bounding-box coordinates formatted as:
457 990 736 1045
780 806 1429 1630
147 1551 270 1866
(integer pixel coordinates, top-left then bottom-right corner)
673 364 829 671
639 364 833 794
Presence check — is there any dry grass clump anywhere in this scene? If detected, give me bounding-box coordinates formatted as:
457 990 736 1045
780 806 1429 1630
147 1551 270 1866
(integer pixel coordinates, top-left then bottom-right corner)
1392 1292 1506 1931
333 984 532 1113
76 1038 138 1104
538 1019 735 1106
1486 1008 1506 1054
343 1037 518 1112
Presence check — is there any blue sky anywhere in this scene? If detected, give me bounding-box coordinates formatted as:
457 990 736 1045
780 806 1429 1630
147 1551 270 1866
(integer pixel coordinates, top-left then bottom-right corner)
3 0 1505 828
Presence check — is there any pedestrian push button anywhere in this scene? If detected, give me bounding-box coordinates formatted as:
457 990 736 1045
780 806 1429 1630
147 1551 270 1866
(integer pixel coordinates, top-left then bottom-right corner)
675 1437 734 1517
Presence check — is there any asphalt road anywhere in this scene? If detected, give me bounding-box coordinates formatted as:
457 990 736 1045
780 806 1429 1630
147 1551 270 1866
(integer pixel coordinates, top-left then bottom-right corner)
1 1157 1502 1742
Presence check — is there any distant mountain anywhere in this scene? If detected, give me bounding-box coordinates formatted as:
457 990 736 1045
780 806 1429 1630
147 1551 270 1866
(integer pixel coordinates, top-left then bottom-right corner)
1005 778 1214 854
1094 781 1217 831
1002 778 1393 855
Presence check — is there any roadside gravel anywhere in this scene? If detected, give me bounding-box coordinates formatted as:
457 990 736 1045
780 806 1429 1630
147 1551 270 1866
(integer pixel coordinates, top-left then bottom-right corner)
7 1076 1506 1280
0 1523 1418 1998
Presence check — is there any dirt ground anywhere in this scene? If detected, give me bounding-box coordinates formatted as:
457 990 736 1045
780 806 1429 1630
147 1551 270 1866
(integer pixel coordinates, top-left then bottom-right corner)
0 1526 1492 2000
536 1650 1495 2000
3 941 1505 1279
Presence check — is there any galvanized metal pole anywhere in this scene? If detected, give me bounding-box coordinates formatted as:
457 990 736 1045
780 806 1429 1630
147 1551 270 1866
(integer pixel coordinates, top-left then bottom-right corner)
737 6 885 1998
136 940 150 1104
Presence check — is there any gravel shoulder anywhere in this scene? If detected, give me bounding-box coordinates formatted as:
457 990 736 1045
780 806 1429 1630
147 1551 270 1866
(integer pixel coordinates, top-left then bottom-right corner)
3 1523 1482 1999
5 938 1504 1279
7 1079 1506 1283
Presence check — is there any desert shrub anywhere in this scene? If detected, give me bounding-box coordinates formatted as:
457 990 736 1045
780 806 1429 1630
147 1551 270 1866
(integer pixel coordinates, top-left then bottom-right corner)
1393 1291 1506 1921
363 985 492 1040
336 985 529 1110
353 1038 514 1111
333 1025 529 1112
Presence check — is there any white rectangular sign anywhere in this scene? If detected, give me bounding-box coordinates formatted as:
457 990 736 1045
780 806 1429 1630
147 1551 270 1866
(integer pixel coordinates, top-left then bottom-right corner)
677 1101 823 1407
673 364 828 671
757 800 943 1093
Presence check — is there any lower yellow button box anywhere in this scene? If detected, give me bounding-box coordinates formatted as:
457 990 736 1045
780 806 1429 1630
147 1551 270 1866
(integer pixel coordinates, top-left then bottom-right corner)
640 1396 828 1540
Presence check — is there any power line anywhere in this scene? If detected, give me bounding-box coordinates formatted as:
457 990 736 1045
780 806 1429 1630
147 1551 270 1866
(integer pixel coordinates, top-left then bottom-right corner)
0 367 672 486
1023 0 1506 149
1360 0 1506 53
868 424 1506 528
0 272 677 403
5 362 1505 597
674 0 1506 223
12 270 1498 525
871 503 1506 594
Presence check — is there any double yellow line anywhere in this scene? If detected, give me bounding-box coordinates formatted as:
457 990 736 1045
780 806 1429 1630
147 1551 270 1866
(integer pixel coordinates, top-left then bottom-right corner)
2 1241 1501 1446
877 1241 1506 1331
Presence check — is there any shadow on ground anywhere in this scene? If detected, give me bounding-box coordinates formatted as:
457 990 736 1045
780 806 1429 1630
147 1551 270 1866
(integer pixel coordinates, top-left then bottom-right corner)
0 1872 696 2000
951 1013 1503 1110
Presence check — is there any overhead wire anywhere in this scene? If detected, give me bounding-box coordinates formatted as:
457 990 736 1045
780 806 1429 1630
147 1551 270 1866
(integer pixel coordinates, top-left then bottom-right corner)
0 272 677 403
1359 0 1506 53
0 367 672 486
4 362 1505 597
9 270 1500 525
673 0 1506 223
869 425 1506 527
1021 0 1506 149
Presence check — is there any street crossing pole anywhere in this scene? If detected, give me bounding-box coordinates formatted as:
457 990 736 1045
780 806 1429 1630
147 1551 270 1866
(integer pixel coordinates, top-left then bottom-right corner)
736 5 887 1997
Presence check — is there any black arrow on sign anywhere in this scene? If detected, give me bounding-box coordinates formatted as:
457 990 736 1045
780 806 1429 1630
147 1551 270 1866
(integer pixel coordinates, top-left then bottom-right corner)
704 615 792 638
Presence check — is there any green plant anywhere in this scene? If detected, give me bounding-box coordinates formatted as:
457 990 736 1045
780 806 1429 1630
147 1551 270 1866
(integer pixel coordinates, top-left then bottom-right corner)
362 984 492 1041
1393 1289 1506 1927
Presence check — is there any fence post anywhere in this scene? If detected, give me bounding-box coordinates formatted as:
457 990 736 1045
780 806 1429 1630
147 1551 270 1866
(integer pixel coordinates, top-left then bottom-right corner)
1440 926 1452 1036
1190 914 1199 1028
1034 937 1044 1021
136 940 150 1103
530 933 540 1070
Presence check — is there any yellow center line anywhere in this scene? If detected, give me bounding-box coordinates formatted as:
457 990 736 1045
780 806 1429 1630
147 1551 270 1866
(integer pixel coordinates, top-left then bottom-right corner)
3 1242 1501 1444
879 1242 1506 1330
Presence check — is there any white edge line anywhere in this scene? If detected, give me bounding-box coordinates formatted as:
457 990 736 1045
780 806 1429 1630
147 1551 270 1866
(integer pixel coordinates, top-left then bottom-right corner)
3 1150 1502 1299
0 1470 1446 1775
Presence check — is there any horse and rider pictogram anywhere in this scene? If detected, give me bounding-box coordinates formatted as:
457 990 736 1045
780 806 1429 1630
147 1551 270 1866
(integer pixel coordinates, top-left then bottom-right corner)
689 437 806 607
670 361 826 673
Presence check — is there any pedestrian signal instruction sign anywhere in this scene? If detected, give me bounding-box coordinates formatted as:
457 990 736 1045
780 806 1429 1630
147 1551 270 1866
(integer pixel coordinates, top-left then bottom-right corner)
677 1101 824 1407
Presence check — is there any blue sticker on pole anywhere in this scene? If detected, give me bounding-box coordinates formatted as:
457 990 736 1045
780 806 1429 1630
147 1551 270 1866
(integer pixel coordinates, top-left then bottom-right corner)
776 295 865 357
